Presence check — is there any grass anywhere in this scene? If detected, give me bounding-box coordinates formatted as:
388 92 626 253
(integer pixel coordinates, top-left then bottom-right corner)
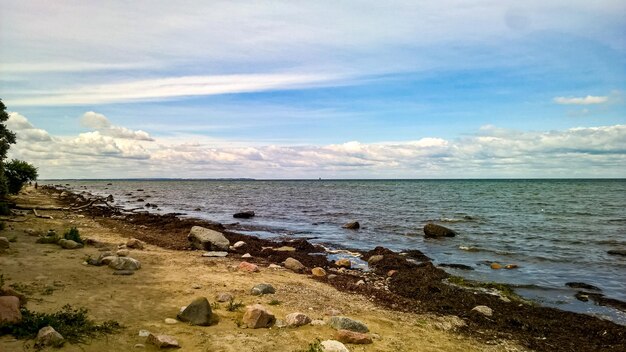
268 299 281 306
0 305 122 345
63 227 83 244
298 339 323 352
226 299 245 312
210 302 220 310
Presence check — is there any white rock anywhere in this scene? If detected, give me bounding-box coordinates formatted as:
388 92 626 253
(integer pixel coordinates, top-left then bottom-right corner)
164 318 178 324
321 340 350 352
233 241 246 248
242 253 252 258
202 251 228 257
471 305 493 317
138 330 151 337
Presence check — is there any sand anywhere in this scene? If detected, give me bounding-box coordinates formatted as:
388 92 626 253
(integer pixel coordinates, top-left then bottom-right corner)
0 187 525 351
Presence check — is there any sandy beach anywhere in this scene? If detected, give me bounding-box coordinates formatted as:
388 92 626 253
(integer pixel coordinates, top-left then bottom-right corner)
0 187 530 351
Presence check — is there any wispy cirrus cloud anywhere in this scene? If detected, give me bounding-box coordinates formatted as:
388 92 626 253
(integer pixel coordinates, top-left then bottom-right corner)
554 95 609 105
7 72 350 106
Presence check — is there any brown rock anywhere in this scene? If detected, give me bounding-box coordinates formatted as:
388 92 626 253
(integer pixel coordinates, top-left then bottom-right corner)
423 223 457 238
0 296 22 324
216 292 234 302
126 238 145 249
490 263 502 270
342 221 360 230
505 264 518 269
0 286 27 306
336 329 373 344
146 333 180 348
238 261 260 272
285 312 312 327
311 267 327 277
367 255 384 265
283 257 305 272
335 258 351 268
387 270 398 277
0 237 10 250
242 304 275 328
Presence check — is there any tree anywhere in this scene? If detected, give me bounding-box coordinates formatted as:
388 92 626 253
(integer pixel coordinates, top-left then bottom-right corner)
5 159 38 194
0 99 17 199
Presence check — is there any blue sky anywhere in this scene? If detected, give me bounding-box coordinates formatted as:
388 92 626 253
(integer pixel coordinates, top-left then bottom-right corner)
0 1 625 178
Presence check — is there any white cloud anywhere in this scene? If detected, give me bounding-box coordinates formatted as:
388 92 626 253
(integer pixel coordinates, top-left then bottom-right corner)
8 73 349 106
6 112 52 142
554 95 609 105
80 111 154 141
7 112 626 179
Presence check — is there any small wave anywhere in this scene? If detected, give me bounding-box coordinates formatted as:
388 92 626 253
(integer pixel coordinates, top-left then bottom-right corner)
427 216 479 223
459 245 480 252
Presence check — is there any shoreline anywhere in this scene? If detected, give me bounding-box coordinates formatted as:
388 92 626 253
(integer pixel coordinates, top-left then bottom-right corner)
2 186 625 351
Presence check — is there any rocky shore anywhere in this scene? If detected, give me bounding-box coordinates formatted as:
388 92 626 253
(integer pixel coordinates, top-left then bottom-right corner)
1 186 625 351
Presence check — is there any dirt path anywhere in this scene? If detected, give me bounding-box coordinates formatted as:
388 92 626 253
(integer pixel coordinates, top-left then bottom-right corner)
0 188 527 351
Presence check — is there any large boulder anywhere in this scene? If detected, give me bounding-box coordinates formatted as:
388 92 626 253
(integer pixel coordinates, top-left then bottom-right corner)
328 316 369 333
0 296 22 324
35 326 65 348
108 257 141 271
423 223 457 238
283 257 305 273
243 304 275 328
188 226 229 251
177 297 213 326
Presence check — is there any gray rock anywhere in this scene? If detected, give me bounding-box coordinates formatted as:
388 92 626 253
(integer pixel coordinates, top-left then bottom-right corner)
283 257 305 272
320 340 349 352
0 237 10 250
146 333 180 348
116 249 130 257
188 226 229 251
242 304 275 328
177 297 213 326
367 255 384 265
471 305 493 317
242 253 252 258
108 257 141 271
58 239 83 249
233 241 246 248
87 252 114 266
328 316 369 333
201 251 228 257
35 326 64 348
164 318 178 324
285 312 312 327
251 283 275 296
423 223 457 238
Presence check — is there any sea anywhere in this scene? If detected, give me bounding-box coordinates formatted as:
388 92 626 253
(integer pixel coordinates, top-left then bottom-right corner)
52 179 626 324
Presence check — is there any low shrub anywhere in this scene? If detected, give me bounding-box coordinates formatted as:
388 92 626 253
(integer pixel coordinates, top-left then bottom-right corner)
63 227 83 244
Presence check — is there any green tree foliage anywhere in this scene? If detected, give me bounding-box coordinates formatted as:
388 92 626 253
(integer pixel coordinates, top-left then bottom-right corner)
5 159 38 194
0 99 17 162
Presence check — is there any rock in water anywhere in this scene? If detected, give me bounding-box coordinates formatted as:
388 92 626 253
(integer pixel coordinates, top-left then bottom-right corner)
177 297 213 326
320 340 350 352
283 257 305 272
285 312 312 327
328 316 369 333
108 257 141 271
251 283 275 295
146 333 180 348
58 239 83 249
233 211 255 219
423 223 457 238
188 226 230 251
0 296 22 324
336 329 373 344
35 326 64 347
242 304 275 328
342 221 360 230
335 259 351 268
471 305 493 317
566 282 601 291
607 249 626 257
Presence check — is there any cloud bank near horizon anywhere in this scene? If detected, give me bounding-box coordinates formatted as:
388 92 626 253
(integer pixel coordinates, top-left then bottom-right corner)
7 112 626 179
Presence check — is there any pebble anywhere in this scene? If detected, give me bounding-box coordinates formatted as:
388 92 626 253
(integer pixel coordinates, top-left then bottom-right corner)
134 344 145 348
126 238 145 249
471 305 493 317
233 241 246 249
164 318 178 324
311 267 327 277
504 264 518 269
268 264 282 269
112 270 135 276
191 283 202 289
490 263 502 270
367 255 384 265
0 237 10 250
328 274 338 280
242 253 252 258
274 246 296 252
355 280 365 286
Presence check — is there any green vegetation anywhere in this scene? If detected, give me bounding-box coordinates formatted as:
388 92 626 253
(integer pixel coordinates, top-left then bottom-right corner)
63 227 83 244
447 276 525 302
298 339 323 352
0 305 122 344
210 302 220 310
226 299 245 312
268 299 281 306
4 159 38 195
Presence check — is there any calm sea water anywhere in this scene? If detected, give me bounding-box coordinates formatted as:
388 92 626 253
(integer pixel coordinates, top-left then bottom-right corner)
56 179 626 323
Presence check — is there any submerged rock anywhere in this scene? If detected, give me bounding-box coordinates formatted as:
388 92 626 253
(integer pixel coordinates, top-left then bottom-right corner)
342 221 360 230
566 282 601 291
126 238 145 249
439 263 474 270
233 211 255 219
0 237 9 250
423 223 457 238
607 249 626 257
188 226 229 251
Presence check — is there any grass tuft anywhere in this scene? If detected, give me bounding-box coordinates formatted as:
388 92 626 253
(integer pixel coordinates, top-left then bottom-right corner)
226 299 245 312
63 227 83 244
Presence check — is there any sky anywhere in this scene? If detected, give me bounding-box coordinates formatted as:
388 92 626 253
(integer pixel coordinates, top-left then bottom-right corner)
0 0 625 179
